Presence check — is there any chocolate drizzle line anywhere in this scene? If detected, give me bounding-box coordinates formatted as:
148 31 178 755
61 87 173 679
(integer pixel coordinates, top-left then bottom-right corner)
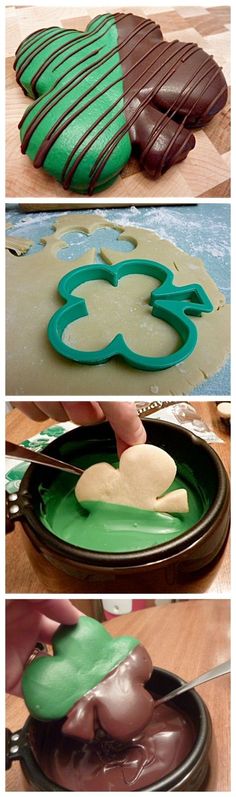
15 12 227 193
14 27 54 59
18 13 131 129
19 16 155 151
14 15 113 94
140 58 220 169
26 19 158 164
62 40 197 191
24 37 190 166
52 15 131 73
30 16 124 96
55 14 151 82
86 47 223 190
72 42 197 191
15 30 78 84
14 16 106 64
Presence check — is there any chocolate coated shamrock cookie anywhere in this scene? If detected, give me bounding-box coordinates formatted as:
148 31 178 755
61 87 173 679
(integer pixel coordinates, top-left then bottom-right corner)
14 13 227 194
22 617 154 741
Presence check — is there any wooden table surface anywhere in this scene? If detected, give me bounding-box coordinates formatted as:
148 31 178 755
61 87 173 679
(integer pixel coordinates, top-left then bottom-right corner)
6 600 230 791
6 5 230 198
6 402 230 595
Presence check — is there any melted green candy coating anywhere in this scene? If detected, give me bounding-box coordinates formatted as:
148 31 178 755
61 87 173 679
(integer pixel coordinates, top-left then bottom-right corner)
15 16 131 194
39 452 210 553
22 617 138 720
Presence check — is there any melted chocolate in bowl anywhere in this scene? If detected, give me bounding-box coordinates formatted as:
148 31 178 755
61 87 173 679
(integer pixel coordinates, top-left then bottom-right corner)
29 701 196 791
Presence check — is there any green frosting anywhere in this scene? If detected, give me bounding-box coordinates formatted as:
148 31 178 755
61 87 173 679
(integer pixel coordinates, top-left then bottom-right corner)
39 452 210 553
16 16 132 193
22 617 138 720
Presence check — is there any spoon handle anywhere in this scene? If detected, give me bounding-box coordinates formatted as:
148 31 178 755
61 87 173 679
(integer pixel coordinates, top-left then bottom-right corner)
6 441 84 477
157 659 230 705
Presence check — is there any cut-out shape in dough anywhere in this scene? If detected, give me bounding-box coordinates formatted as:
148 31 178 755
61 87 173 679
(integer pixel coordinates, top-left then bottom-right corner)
58 227 135 263
48 258 213 371
75 444 189 514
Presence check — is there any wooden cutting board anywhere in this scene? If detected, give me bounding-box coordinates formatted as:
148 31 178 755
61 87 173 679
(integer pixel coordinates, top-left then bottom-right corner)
6 5 230 198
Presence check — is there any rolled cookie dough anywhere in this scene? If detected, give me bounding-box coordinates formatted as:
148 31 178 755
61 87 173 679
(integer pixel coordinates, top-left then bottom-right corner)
6 213 230 395
75 444 188 514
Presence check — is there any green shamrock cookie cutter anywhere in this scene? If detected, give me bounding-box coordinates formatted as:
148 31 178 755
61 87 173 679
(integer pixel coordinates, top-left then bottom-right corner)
22 617 138 720
48 259 213 371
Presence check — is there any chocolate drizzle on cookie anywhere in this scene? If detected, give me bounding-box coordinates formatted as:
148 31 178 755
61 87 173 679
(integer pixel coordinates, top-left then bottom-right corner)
14 12 227 194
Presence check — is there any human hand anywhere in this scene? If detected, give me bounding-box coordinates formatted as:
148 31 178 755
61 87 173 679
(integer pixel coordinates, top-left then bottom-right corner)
6 599 81 697
13 401 146 457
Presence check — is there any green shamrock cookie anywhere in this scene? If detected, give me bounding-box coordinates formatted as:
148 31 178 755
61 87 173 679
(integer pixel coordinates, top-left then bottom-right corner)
14 13 227 194
22 616 138 720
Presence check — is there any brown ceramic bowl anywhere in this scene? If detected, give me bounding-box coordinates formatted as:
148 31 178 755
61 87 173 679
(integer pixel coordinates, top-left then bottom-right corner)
6 666 212 791
9 420 230 592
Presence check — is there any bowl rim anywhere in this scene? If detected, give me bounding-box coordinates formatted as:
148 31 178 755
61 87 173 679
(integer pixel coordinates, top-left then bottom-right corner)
18 419 230 567
16 665 212 792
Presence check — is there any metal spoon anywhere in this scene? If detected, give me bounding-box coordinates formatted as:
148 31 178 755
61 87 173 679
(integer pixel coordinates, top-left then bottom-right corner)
5 406 160 479
6 407 153 478
156 659 230 705
6 440 84 477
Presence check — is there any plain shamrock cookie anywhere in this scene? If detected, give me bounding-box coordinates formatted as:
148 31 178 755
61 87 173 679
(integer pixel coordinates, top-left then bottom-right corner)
14 13 227 194
75 444 189 514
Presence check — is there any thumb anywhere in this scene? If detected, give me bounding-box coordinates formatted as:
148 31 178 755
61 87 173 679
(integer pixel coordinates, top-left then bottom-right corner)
99 402 146 457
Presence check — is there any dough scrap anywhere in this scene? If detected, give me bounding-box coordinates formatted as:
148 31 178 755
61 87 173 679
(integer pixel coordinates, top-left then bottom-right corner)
6 213 230 395
75 444 188 514
6 235 33 256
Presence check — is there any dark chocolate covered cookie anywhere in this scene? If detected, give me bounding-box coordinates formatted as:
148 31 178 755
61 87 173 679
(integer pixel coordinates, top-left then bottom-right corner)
22 617 154 741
